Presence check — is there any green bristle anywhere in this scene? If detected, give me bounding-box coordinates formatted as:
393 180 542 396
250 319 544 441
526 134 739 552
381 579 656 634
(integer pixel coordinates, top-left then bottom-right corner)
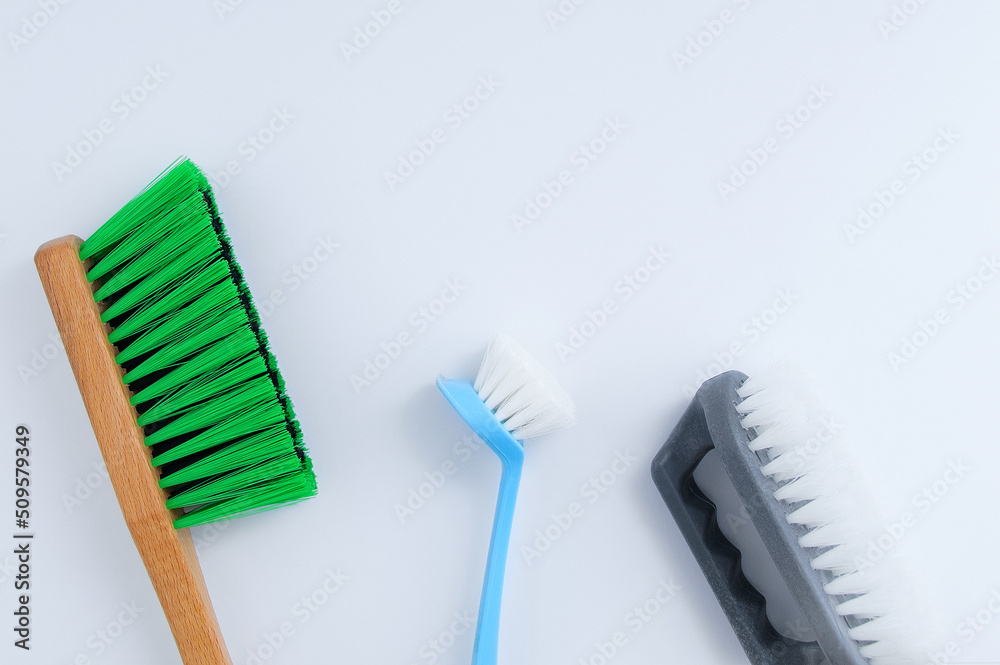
99 232 221 323
80 158 206 261
87 203 201 283
129 330 259 406
90 212 206 300
141 372 278 445
117 300 245 370
165 454 304 509
171 472 316 530
158 426 292 488
113 284 241 365
136 355 269 427
119 305 248 384
83 157 316 529
107 262 236 344
149 402 288 466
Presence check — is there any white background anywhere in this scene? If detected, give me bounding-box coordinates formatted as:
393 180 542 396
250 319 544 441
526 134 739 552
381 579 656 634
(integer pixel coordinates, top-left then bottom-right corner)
3 1 1000 664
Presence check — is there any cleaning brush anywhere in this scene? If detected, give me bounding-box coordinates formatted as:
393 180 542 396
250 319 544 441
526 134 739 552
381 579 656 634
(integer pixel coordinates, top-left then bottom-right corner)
436 334 577 665
651 369 931 665
34 157 317 664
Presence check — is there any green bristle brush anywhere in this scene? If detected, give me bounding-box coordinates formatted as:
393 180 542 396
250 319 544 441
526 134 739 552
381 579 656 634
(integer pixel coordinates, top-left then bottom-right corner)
34 157 317 665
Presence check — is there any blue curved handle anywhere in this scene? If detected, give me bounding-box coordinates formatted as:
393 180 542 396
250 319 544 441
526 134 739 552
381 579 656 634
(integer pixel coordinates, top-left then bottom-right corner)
436 377 525 665
472 454 523 665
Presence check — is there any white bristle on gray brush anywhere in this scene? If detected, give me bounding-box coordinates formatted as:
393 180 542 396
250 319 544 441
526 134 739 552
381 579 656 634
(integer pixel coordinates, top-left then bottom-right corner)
735 367 939 665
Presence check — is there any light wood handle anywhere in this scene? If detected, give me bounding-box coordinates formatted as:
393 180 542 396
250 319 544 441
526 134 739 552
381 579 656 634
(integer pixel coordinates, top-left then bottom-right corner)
35 235 233 665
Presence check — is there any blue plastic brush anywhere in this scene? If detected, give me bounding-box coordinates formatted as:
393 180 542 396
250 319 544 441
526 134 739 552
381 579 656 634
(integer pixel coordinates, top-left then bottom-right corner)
436 334 577 665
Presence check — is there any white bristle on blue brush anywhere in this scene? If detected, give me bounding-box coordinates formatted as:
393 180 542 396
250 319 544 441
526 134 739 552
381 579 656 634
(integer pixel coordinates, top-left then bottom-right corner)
735 368 938 665
473 333 577 439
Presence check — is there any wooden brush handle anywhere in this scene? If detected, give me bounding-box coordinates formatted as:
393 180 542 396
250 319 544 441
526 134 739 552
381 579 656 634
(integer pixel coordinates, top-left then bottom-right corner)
35 235 232 665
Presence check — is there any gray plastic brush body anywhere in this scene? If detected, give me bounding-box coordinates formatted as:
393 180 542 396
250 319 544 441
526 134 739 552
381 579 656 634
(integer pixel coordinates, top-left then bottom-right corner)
650 370 867 665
